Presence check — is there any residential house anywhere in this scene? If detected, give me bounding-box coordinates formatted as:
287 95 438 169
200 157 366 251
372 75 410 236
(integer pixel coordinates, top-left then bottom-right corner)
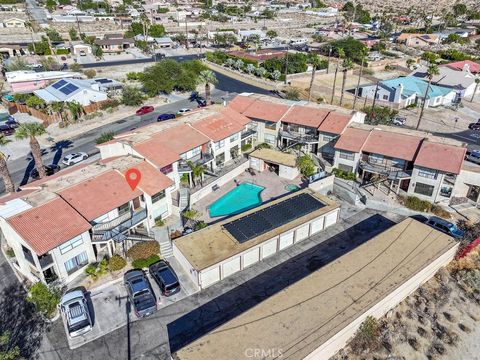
0 156 173 285
358 76 457 108
333 124 467 204
94 34 135 53
5 70 82 93
34 78 110 106
411 62 480 99
2 17 25 27
396 33 440 48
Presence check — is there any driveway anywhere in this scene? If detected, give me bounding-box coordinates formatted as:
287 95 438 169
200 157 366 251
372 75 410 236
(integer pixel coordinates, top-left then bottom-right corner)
39 208 404 360
65 257 198 350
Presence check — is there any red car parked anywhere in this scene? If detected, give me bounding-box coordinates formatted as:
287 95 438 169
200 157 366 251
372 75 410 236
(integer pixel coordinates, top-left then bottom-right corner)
136 106 154 116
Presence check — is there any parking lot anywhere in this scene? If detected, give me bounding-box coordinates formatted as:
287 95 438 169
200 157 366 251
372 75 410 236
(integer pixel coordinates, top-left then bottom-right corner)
65 257 199 350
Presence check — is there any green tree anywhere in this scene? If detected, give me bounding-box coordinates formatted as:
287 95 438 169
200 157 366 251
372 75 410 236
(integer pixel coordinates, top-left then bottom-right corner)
471 78 480 102
329 37 368 63
285 87 300 101
198 70 217 104
26 96 45 109
67 101 84 121
51 101 66 125
96 132 114 144
68 27 78 41
266 30 277 39
5 58 29 71
69 62 82 72
453 3 467 17
121 86 145 106
45 0 56 11
28 282 60 318
0 136 15 193
187 162 206 186
45 28 62 41
40 56 59 71
297 155 316 177
0 331 21 360
363 106 399 125
406 58 416 69
149 24 165 37
416 63 439 130
83 69 96 78
92 44 103 58
14 123 46 179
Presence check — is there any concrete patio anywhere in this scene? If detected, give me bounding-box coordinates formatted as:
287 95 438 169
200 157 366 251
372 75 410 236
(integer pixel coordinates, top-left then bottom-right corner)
192 169 304 223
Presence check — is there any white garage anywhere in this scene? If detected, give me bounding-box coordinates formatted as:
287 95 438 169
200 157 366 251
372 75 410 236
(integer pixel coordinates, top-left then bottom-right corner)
173 190 340 290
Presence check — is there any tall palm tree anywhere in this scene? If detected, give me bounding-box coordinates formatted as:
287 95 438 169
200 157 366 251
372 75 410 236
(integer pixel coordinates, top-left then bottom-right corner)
25 21 36 55
66 101 84 122
471 78 480 102
51 101 66 125
339 58 354 106
416 64 440 130
198 70 217 104
353 49 368 110
330 48 344 105
0 136 15 193
187 161 205 186
15 123 46 179
308 55 321 102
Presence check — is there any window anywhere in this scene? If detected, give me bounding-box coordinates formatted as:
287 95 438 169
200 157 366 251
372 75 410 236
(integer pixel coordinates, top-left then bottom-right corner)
215 139 225 150
414 182 435 197
383 94 389 100
180 147 201 160
417 168 438 180
59 236 84 255
64 251 88 275
118 202 130 216
264 133 276 145
339 151 354 161
229 133 239 142
322 134 336 142
151 190 165 203
368 154 384 164
338 164 353 173
160 164 173 174
265 121 277 130
22 245 35 265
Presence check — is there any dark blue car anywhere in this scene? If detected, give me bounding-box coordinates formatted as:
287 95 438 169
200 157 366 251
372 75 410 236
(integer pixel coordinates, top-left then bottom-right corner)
149 260 181 297
157 113 176 122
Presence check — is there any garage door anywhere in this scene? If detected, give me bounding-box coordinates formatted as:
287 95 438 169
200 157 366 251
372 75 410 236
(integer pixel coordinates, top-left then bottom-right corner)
222 257 240 278
310 217 324 234
279 232 294 250
325 211 338 228
243 248 260 268
200 267 220 288
295 224 310 242
262 238 277 259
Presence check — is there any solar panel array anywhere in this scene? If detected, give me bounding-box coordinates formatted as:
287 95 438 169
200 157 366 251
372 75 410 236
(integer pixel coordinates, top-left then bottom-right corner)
59 83 79 95
52 79 67 89
96 78 112 84
223 193 325 243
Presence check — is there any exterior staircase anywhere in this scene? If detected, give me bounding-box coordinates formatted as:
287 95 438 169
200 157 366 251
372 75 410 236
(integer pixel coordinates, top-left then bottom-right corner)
159 239 174 258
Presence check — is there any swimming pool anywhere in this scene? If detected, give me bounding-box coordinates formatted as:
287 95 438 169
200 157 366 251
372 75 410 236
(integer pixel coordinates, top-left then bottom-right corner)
208 183 264 218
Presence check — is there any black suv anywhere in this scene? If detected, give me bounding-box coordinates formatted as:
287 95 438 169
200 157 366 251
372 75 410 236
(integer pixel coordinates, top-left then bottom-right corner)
149 260 181 296
124 270 158 317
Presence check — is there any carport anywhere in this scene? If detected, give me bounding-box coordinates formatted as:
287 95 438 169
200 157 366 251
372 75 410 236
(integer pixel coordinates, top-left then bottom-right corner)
249 148 299 180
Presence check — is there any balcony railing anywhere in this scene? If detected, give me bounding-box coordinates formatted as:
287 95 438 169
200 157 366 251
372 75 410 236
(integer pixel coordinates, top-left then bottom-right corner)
279 129 318 143
178 153 214 172
241 128 257 140
92 209 147 242
38 253 54 269
359 160 412 180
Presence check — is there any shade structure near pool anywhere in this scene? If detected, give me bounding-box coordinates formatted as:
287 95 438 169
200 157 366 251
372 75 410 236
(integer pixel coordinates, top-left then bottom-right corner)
208 183 264 217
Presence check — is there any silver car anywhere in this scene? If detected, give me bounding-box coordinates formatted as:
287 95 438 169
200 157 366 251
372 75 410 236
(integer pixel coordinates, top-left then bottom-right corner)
62 152 88 166
60 289 93 338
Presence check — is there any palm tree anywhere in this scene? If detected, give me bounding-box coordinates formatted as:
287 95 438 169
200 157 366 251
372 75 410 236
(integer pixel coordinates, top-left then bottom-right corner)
353 49 368 110
15 123 46 179
198 70 218 104
0 136 15 193
330 48 344 105
25 21 36 55
187 161 205 186
471 78 480 102
308 55 321 102
51 101 66 125
66 101 84 122
416 64 440 130
339 58 353 106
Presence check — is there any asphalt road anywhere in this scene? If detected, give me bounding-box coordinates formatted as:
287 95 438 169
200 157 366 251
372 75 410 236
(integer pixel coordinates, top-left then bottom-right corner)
25 0 48 25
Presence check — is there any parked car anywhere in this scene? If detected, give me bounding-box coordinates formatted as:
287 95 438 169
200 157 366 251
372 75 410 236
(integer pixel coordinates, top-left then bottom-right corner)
149 260 181 297
79 50 86 56
0 124 15 136
196 97 207 107
392 117 406 126
60 289 93 338
466 150 480 165
30 164 60 179
124 270 158 318
157 113 176 122
426 216 465 239
62 152 88 166
468 121 480 131
136 106 155 116
176 108 191 115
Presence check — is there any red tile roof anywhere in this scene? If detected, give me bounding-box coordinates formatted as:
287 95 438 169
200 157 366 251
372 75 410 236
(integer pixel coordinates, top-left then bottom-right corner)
363 130 422 161
131 161 173 196
242 99 290 122
7 198 91 255
446 60 480 74
59 170 142 221
281 106 329 128
414 142 466 174
134 142 180 169
334 127 370 152
318 112 352 135
228 95 257 113
191 107 250 141
152 124 209 155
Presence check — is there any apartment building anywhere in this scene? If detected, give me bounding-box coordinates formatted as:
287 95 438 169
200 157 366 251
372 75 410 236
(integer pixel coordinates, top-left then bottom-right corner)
0 156 173 285
333 124 467 204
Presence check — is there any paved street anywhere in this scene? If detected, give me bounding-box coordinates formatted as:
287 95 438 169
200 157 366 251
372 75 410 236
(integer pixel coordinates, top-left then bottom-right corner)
25 0 48 25
38 209 403 360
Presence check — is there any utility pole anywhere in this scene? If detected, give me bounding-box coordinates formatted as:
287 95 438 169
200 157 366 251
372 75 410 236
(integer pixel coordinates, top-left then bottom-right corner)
284 44 289 85
326 46 332 74
353 56 364 110
184 15 189 49
371 81 380 110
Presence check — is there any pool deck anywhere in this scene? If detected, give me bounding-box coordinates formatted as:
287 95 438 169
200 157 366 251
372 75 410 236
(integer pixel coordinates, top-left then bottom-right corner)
193 170 304 223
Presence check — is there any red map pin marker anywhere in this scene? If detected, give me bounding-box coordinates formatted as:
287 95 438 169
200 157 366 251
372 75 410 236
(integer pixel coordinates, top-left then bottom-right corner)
125 168 141 191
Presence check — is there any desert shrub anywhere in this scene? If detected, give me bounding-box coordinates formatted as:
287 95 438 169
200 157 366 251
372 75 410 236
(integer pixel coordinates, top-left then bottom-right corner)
126 241 160 261
132 255 160 269
96 132 114 144
155 217 165 227
350 316 381 354
99 99 120 110
126 72 143 80
5 247 15 258
85 264 97 278
28 283 60 318
83 69 96 79
255 143 271 150
241 143 252 152
194 221 207 231
403 196 432 212
108 255 127 271
431 205 451 219
332 168 356 180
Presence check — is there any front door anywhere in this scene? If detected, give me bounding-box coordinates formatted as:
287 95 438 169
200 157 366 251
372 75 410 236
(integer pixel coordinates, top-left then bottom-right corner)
467 185 480 202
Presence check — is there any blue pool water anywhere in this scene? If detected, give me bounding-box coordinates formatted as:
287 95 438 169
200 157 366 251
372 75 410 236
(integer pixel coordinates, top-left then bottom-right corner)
208 183 264 217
